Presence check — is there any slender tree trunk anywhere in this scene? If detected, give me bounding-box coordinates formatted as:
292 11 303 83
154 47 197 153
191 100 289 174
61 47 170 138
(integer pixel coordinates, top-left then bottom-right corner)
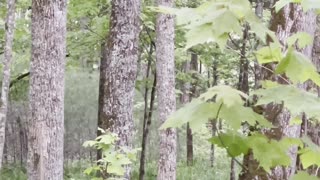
27 0 67 179
0 0 16 168
239 4 316 180
156 0 177 179
235 23 250 180
97 0 141 178
210 59 218 167
139 43 156 180
186 53 198 166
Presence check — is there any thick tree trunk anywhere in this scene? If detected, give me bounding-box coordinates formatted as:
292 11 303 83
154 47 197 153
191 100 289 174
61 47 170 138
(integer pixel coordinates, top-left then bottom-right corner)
27 0 67 179
239 4 316 180
97 0 141 178
156 0 177 179
0 0 16 168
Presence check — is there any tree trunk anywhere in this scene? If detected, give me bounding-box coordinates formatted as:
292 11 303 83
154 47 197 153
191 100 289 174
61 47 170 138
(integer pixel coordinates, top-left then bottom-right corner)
235 22 250 180
97 0 141 178
27 0 67 179
210 59 218 167
186 53 198 166
0 0 16 168
139 43 156 180
239 4 316 180
156 0 177 179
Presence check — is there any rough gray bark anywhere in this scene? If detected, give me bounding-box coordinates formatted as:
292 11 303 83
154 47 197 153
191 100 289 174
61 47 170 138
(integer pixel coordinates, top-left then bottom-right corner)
239 4 316 180
0 0 16 168
156 0 177 179
97 0 141 178
27 0 67 179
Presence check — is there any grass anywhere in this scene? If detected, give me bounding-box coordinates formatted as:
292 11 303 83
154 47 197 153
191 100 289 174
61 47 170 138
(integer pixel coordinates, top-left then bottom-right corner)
0 152 238 180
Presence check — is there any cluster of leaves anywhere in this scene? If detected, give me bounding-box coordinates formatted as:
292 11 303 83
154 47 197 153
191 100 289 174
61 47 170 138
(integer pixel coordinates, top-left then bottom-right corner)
83 128 140 180
159 0 320 179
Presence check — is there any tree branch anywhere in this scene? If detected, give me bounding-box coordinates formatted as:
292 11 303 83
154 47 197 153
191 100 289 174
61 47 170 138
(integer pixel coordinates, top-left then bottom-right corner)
9 72 30 88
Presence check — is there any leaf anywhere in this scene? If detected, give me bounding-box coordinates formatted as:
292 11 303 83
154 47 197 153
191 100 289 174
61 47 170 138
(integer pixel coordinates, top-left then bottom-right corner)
107 163 125 176
185 23 214 49
289 116 302 125
291 171 319 180
301 0 320 11
248 134 292 171
275 48 320 86
199 85 248 107
219 105 272 130
299 148 320 169
298 136 320 168
160 100 219 130
287 32 313 48
209 132 249 157
255 43 282 64
254 84 320 120
274 0 300 12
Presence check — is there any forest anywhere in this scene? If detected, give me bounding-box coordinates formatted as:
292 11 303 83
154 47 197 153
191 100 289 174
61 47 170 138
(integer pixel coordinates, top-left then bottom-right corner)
1 0 320 179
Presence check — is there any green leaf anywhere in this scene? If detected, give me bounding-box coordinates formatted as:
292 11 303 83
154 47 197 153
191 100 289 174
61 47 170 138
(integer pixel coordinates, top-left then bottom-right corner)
255 43 282 64
219 105 272 130
275 49 320 86
299 148 320 169
209 132 249 157
248 134 293 171
289 116 302 125
298 136 320 168
199 85 248 107
185 23 214 49
274 0 300 12
254 84 320 120
291 171 319 180
287 32 313 48
160 100 219 130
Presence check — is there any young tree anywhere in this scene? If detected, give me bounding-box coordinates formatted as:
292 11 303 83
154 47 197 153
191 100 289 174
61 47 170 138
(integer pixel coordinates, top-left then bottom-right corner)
27 0 67 179
97 0 141 178
239 4 316 180
0 0 16 169
0 0 16 168
156 0 177 179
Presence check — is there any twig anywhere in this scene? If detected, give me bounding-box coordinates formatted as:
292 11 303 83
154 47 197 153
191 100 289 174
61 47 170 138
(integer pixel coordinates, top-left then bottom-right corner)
9 72 30 88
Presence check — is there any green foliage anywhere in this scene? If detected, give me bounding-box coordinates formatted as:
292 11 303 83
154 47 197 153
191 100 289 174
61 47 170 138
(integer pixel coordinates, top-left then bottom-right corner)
210 133 302 171
275 0 320 12
291 171 319 180
154 0 270 49
161 85 272 131
83 129 139 179
254 83 320 121
275 48 320 86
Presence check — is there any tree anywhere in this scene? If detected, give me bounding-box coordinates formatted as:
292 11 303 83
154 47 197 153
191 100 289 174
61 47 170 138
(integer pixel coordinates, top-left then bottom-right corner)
27 0 67 179
156 0 177 179
97 0 141 178
239 4 317 180
0 0 16 168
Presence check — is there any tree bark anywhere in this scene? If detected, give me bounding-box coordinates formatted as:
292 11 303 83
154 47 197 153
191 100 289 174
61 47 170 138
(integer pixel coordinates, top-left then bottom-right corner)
0 0 16 168
239 4 316 180
97 0 141 178
156 0 177 179
27 0 67 179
